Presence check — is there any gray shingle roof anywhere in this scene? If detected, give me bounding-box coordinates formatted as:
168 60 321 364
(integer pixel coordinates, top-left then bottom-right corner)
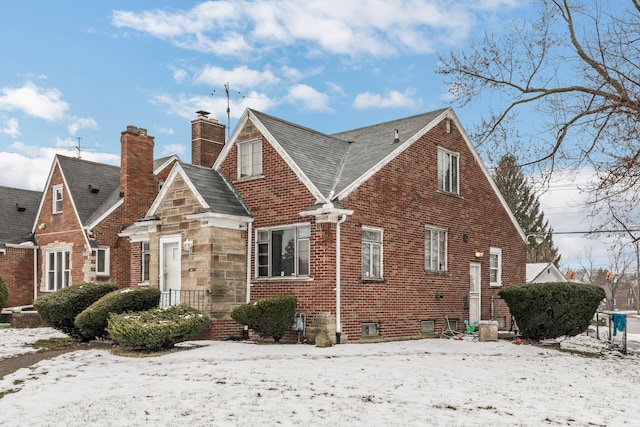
0 186 42 244
249 108 448 197
56 155 121 226
179 162 250 217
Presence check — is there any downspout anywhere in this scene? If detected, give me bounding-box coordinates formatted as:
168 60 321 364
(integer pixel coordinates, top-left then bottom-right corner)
244 221 253 339
33 246 38 303
335 214 347 344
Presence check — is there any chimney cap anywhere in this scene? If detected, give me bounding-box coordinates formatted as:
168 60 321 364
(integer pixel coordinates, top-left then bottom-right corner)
196 110 210 118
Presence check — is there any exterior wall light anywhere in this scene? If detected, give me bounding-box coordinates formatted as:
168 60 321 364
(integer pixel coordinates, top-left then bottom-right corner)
183 239 193 252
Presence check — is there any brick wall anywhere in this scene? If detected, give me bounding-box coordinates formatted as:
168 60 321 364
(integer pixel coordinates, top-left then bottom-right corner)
218 115 525 342
191 115 225 168
0 247 36 307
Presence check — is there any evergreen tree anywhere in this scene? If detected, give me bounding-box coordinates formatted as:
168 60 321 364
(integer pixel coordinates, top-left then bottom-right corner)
493 154 561 265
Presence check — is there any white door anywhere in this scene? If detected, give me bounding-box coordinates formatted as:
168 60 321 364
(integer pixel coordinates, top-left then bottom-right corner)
160 236 181 306
469 262 481 324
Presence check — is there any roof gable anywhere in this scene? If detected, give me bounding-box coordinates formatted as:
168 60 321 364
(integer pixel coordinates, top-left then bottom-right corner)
0 186 42 244
148 161 250 219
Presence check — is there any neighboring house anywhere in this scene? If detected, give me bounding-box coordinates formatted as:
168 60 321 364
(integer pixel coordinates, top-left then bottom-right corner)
0 186 42 307
526 262 567 284
31 126 177 299
123 108 527 342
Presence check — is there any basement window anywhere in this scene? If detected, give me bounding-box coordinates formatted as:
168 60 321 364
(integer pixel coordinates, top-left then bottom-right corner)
421 320 435 334
361 322 380 337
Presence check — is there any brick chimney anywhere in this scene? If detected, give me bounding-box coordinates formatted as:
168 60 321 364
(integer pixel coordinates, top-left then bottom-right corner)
191 110 225 168
120 125 155 224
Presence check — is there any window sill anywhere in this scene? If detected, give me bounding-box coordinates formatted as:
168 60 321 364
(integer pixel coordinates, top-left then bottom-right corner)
436 190 463 199
252 276 314 283
234 174 265 183
489 283 502 288
360 277 386 284
424 270 450 277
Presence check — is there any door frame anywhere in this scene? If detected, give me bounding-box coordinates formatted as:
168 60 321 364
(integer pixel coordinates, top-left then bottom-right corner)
159 235 181 304
469 262 482 324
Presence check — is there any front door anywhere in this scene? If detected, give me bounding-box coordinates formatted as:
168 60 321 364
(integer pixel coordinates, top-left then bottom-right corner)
160 236 181 306
469 262 481 324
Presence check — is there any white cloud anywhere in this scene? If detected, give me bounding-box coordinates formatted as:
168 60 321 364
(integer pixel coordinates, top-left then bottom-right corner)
0 81 69 121
286 84 331 112
1 117 20 137
159 143 187 157
173 69 188 83
157 127 175 135
353 89 420 109
151 91 275 123
194 65 280 89
112 1 488 58
68 116 99 136
0 142 119 191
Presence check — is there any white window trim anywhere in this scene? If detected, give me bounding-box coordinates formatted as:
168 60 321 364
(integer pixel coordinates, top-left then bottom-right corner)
52 184 63 214
45 248 71 291
255 223 310 278
96 247 110 277
237 139 262 179
362 226 383 279
490 247 502 287
425 225 448 272
437 147 460 195
141 241 150 284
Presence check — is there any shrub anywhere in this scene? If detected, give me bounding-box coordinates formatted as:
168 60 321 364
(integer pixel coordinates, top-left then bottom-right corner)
231 295 297 342
34 282 119 340
0 276 8 308
74 286 161 339
106 305 211 351
499 282 605 340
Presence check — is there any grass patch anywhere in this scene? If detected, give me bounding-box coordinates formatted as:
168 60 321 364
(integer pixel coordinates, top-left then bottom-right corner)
31 337 79 351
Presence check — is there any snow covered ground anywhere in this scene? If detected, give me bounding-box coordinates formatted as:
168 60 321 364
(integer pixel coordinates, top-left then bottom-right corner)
1 323 639 427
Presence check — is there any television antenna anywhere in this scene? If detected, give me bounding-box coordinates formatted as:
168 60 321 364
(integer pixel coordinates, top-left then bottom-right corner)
75 137 83 159
212 82 245 140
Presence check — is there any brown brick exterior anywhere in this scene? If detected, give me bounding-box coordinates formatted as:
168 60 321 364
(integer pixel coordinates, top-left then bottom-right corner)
217 115 525 342
191 115 225 168
121 126 155 226
0 247 36 307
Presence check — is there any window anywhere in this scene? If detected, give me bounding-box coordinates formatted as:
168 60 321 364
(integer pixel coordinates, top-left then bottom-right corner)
256 224 310 277
96 247 110 276
52 185 63 213
239 140 262 178
46 249 70 291
437 148 459 194
362 322 380 337
490 247 502 286
142 242 150 282
362 227 383 278
425 226 447 272
421 320 435 334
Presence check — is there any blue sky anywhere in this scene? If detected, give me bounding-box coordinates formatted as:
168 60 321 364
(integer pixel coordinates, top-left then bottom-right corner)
0 0 621 269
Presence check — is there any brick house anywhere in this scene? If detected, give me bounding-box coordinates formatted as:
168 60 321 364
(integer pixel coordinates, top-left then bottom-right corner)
124 108 526 342
31 126 177 298
0 186 41 307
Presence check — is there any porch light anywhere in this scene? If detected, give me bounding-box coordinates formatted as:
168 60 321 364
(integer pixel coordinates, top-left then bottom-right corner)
183 239 193 252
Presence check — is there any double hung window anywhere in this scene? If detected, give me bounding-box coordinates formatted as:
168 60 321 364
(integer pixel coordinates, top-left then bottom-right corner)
362 227 383 278
437 148 459 194
425 226 447 272
239 140 262 178
490 247 502 286
96 247 110 276
46 249 70 291
52 185 63 213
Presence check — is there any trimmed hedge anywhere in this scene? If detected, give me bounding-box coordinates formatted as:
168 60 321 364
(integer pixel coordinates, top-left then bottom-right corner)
74 286 162 339
231 295 297 342
106 305 211 351
34 282 119 340
0 276 8 308
499 282 605 340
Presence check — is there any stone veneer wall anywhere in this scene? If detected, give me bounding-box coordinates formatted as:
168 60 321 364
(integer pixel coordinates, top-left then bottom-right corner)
149 173 247 339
